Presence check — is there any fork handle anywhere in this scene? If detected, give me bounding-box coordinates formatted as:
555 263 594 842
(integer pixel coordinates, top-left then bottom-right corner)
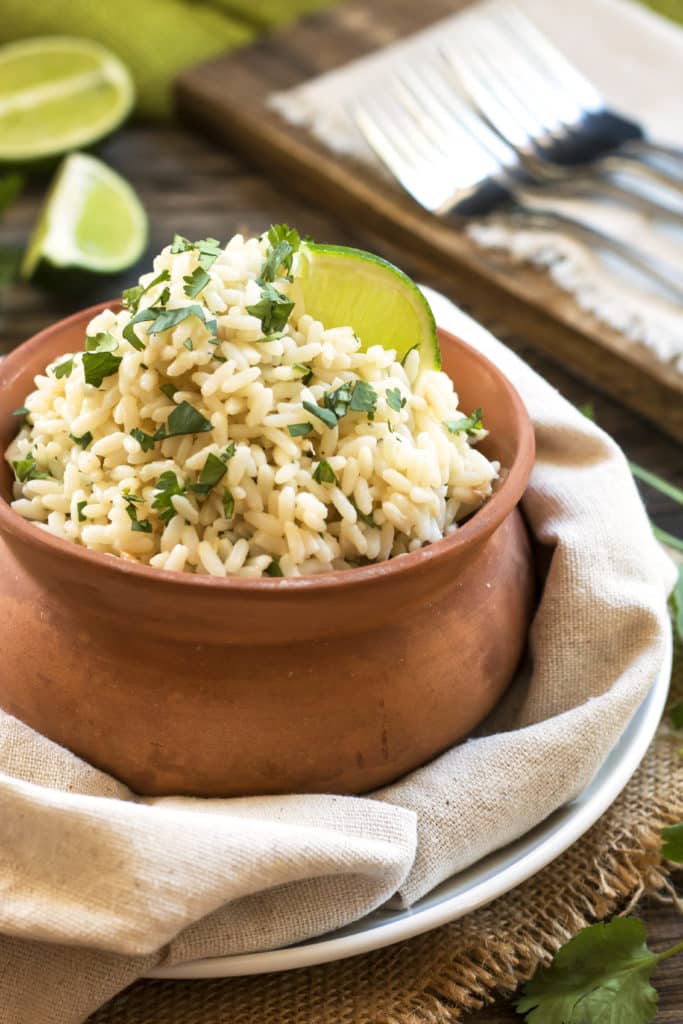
506 205 683 304
599 152 683 198
536 174 683 229
621 138 683 169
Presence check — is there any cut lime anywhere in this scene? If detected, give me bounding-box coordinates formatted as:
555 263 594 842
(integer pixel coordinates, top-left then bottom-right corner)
0 36 134 165
295 243 440 369
21 152 147 280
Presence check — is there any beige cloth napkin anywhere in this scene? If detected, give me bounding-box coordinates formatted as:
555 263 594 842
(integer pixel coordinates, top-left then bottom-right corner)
270 0 683 375
0 289 676 1023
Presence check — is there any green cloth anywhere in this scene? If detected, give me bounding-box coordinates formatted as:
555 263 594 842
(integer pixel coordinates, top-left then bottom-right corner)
0 0 334 119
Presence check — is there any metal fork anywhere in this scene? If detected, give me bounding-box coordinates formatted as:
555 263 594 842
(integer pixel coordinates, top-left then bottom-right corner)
351 69 683 303
443 2 683 196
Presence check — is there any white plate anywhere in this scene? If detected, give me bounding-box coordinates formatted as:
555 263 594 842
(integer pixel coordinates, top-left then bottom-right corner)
149 627 672 980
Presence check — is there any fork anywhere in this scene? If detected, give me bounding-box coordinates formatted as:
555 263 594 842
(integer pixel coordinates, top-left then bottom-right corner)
443 2 683 197
351 69 683 304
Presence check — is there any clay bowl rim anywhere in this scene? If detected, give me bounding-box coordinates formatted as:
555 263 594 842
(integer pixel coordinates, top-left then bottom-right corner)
0 300 535 593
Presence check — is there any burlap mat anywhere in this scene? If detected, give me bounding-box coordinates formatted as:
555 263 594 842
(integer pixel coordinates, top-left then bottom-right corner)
87 637 683 1024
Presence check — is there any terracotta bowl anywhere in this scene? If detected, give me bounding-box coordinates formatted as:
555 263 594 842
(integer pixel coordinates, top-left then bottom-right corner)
0 303 535 797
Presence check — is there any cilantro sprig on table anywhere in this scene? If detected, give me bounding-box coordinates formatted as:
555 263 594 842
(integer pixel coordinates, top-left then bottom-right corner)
516 918 683 1024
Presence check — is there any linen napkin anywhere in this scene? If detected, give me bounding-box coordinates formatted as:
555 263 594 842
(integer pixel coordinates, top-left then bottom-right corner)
269 0 683 376
0 289 676 1023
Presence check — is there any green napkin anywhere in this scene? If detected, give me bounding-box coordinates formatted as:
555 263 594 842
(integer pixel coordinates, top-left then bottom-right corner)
0 0 335 119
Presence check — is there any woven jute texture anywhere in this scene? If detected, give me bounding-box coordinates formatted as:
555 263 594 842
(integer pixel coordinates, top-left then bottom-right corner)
88 638 683 1024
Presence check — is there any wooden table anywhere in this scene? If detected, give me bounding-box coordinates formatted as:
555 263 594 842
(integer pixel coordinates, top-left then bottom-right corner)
2 123 681 1020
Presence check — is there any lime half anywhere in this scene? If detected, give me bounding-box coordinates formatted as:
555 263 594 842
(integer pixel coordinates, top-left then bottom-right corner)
21 152 147 279
296 243 440 369
0 36 134 165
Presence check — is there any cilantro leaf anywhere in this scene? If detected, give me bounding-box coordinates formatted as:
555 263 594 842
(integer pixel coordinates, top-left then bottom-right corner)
12 406 29 418
445 407 484 436
190 452 228 495
171 234 222 270
11 454 51 483
69 431 93 449
53 357 74 379
83 349 122 388
152 471 187 525
85 332 118 353
265 556 284 577
160 383 178 403
324 381 352 419
303 399 337 430
222 487 235 519
147 304 209 335
288 422 313 437
260 224 301 283
123 307 156 350
350 497 378 528
350 380 377 417
124 496 153 533
515 918 683 1024
386 387 406 413
121 269 170 314
247 282 294 334
293 363 313 385
160 401 213 439
183 338 193 351
183 266 211 298
661 822 683 862
76 500 87 523
130 427 158 452
313 459 337 485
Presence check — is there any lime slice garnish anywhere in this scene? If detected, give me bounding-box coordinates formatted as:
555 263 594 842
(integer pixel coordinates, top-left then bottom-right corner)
21 152 147 279
295 243 441 369
0 36 134 165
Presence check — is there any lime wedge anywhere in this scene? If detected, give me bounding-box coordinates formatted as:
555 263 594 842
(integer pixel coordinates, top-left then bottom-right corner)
21 152 147 280
296 243 440 369
0 37 134 165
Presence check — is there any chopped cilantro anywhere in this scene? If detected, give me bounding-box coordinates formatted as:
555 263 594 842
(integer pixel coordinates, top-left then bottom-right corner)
302 399 337 430
313 459 337 485
445 407 484 436
159 383 177 403
83 350 122 388
76 500 87 522
152 471 187 525
147 304 210 336
190 452 228 496
124 496 153 533
222 487 235 519
350 497 378 528
123 307 156 350
292 363 313 384
130 427 158 452
349 380 377 417
121 269 170 314
246 282 294 334
222 441 236 462
53 357 74 379
183 266 211 298
260 224 301 283
288 422 313 437
171 235 222 270
85 332 117 353
161 401 213 438
183 338 193 351
324 381 353 419
12 454 51 482
265 556 284 577
386 387 406 412
12 406 29 418
68 431 93 449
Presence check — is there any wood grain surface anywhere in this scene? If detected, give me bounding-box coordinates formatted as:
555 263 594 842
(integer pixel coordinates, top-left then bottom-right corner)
1 120 681 1020
176 0 683 443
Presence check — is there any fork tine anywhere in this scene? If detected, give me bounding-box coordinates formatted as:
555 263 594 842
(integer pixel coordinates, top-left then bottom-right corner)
495 3 602 114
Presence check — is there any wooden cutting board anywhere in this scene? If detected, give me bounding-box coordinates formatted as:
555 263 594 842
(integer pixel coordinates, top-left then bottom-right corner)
176 0 683 442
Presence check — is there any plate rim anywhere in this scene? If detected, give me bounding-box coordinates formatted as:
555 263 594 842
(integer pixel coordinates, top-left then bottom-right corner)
149 627 672 980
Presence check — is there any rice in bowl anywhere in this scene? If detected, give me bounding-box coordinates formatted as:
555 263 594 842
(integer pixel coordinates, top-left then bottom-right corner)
5 228 499 577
